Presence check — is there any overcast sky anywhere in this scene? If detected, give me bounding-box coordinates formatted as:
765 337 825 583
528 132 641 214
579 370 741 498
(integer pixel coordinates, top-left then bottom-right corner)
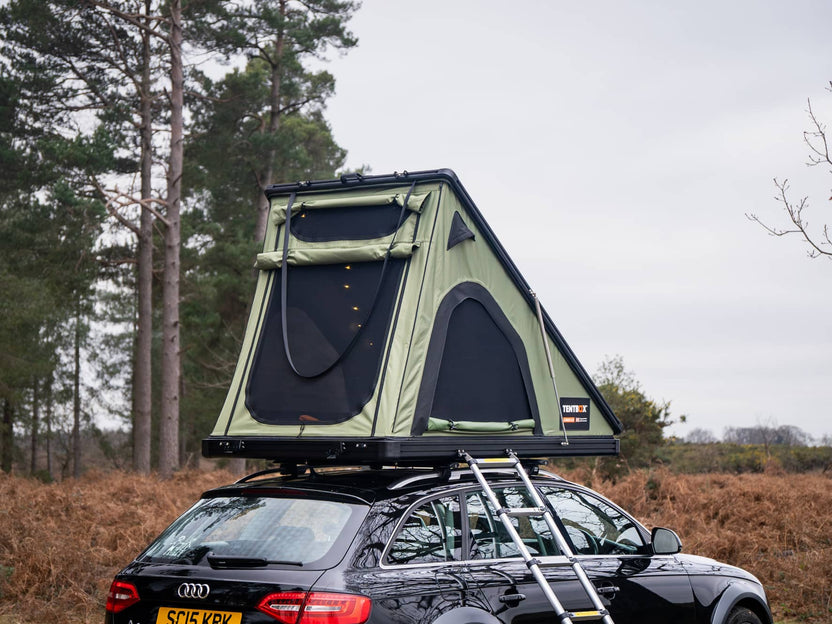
320 0 832 441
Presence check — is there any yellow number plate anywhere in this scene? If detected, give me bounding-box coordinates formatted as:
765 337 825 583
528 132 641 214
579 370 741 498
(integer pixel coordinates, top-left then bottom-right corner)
156 607 242 624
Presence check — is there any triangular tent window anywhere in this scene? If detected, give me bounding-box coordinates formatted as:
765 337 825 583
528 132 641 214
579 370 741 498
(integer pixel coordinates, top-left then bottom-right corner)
413 283 539 434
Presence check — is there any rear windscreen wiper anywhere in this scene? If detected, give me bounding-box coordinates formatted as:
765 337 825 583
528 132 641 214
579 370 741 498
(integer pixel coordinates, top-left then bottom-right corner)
207 554 303 568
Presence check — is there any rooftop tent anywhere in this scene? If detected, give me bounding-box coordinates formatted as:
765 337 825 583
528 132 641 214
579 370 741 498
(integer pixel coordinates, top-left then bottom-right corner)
203 169 622 465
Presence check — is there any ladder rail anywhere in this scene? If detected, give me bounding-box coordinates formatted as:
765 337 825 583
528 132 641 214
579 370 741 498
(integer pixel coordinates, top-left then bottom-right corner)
466 458 573 621
461 450 615 624
508 454 614 622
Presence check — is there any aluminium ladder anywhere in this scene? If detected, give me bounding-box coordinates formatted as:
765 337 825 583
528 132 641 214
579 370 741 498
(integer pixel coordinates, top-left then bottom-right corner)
460 450 615 624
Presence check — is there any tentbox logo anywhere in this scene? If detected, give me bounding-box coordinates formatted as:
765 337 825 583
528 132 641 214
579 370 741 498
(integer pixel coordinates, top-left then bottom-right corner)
560 398 590 431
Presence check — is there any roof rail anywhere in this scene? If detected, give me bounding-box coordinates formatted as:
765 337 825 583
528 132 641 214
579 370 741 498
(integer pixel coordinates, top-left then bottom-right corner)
235 463 315 483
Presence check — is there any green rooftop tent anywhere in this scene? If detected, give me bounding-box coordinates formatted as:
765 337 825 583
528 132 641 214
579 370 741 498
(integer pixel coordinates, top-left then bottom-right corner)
203 169 622 465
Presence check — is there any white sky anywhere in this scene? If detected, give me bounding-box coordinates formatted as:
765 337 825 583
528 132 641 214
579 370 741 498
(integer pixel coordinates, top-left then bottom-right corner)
322 0 832 440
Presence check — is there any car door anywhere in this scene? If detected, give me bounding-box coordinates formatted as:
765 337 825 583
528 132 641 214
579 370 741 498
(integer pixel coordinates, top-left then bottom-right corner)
538 485 698 624
462 485 592 624
365 493 472 623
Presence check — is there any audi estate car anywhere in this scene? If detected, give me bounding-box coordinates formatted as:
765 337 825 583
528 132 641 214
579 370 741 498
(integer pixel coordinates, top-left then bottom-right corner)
105 466 771 624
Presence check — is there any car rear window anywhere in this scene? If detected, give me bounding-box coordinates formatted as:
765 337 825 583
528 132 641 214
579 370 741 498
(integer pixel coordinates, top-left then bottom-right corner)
139 496 365 568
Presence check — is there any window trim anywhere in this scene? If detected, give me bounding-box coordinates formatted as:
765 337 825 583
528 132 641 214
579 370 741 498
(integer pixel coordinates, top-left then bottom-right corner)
382 492 466 567
380 481 653 571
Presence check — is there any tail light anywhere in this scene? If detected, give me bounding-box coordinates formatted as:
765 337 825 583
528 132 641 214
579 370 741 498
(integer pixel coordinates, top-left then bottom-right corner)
106 580 140 613
257 591 371 624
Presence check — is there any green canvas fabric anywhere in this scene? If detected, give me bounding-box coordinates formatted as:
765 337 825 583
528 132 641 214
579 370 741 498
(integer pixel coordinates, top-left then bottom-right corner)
254 242 419 269
211 179 616 442
427 418 536 433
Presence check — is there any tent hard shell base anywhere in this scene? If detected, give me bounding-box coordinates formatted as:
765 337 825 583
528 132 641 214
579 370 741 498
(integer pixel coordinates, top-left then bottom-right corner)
202 435 619 466
203 169 623 465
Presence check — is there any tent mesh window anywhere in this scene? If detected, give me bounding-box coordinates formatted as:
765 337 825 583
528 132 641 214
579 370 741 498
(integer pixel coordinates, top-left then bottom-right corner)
431 299 533 424
291 204 407 242
245 259 406 424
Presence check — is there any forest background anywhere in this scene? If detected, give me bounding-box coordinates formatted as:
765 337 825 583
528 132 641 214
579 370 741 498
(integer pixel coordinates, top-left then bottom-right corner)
2 0 830 483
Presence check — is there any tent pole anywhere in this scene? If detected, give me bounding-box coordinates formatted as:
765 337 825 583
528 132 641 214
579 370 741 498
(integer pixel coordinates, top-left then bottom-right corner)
531 291 569 446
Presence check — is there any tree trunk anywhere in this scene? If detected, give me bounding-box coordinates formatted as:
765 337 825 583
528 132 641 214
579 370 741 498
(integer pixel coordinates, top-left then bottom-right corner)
31 377 39 475
73 302 82 478
1 399 12 473
133 0 154 475
253 0 287 242
159 0 184 478
45 375 53 480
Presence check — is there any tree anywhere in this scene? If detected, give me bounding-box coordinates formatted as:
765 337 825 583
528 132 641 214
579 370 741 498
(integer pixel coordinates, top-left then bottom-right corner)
684 428 717 444
0 0 359 476
0 14 114 476
747 81 832 260
198 0 359 241
586 356 678 479
64 0 188 477
2 0 142 475
723 423 811 447
157 0 185 479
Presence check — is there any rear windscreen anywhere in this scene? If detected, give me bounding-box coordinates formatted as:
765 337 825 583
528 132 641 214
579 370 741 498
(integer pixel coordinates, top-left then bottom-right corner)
139 496 366 568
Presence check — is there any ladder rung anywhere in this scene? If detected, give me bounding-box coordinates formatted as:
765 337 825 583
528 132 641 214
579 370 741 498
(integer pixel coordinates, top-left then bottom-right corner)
500 506 546 517
468 457 518 469
570 610 608 622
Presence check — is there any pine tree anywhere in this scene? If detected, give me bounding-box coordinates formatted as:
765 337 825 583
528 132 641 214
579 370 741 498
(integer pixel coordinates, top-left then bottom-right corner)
195 0 359 241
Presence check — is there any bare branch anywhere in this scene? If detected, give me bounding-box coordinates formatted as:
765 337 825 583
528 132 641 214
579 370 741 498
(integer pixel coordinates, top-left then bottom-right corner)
84 1 170 42
746 179 832 259
94 178 171 230
804 99 832 168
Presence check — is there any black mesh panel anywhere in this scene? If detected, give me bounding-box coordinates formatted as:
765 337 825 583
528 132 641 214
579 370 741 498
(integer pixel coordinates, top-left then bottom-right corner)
291 204 405 242
431 299 532 423
246 260 405 424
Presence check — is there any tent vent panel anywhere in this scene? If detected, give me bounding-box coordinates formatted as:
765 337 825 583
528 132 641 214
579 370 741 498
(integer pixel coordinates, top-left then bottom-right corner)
447 211 476 249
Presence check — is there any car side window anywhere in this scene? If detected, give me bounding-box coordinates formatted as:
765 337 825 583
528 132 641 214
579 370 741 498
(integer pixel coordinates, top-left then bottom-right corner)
540 487 645 556
386 496 462 565
466 487 559 560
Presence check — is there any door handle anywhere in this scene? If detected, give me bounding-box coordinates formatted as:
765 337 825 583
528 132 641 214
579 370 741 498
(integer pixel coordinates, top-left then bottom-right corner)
499 593 527 603
595 585 620 595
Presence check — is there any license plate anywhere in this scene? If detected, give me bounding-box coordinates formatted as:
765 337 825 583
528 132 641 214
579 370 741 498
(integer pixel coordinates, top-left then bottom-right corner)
156 607 242 624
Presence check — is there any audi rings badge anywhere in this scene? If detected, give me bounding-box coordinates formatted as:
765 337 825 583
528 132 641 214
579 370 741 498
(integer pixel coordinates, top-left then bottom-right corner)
177 583 210 599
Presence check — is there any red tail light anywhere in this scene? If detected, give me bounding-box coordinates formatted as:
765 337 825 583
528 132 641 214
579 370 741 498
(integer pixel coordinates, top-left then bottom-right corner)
106 580 140 613
257 591 371 624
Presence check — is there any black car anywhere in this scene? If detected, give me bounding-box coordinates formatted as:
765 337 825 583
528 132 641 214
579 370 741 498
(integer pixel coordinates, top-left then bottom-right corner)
105 466 771 624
